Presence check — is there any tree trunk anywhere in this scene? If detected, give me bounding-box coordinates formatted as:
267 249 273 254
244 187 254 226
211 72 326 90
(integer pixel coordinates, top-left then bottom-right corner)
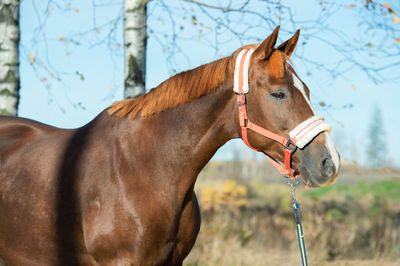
124 0 147 99
0 0 20 115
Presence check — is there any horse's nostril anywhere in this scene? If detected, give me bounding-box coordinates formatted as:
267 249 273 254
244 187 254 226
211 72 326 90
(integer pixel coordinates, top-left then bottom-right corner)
321 157 334 177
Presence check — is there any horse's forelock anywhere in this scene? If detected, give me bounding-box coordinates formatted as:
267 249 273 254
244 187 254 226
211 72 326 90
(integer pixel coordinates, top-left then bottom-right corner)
266 50 288 80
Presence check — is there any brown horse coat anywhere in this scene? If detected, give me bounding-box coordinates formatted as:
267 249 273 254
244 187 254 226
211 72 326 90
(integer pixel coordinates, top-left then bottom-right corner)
0 86 237 265
0 27 340 265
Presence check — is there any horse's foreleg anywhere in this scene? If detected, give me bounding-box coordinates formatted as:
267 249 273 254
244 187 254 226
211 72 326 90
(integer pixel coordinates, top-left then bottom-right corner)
170 192 201 265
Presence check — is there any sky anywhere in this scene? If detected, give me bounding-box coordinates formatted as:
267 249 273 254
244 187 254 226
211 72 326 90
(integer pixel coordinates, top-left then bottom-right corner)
17 0 400 167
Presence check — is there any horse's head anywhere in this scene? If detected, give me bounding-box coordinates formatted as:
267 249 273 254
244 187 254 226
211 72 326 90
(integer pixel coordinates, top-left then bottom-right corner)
237 26 340 187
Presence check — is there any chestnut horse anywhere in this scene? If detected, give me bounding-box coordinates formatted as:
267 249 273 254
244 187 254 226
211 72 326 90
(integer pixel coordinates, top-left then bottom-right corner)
0 27 340 265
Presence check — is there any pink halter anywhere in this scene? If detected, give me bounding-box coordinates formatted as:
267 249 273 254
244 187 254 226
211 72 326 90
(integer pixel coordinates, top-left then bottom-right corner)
234 49 331 178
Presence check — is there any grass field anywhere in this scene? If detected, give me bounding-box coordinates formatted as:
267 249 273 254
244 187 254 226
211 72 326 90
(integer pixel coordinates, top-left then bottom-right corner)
183 162 400 265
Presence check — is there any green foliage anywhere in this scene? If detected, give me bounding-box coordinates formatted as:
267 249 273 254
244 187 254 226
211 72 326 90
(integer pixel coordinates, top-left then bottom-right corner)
327 208 344 220
305 180 400 202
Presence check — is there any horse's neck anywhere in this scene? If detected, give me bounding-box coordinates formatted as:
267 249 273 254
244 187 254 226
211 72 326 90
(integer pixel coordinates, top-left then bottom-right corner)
156 84 237 173
117 83 238 193
177 85 238 169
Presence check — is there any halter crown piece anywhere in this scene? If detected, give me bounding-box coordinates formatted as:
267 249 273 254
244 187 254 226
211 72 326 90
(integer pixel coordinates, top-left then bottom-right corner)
234 49 331 178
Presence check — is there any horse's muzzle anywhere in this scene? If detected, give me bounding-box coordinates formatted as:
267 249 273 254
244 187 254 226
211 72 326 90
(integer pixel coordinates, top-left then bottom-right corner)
298 143 341 187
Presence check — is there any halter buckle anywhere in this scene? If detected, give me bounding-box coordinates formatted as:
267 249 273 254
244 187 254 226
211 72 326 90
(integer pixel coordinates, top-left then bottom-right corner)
236 93 246 106
284 138 297 153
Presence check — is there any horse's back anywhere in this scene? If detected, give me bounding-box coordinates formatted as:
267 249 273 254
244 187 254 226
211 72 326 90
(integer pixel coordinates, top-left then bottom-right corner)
0 116 62 156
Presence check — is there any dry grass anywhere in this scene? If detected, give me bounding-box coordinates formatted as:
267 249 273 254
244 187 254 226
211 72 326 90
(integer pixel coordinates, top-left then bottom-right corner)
185 246 400 266
184 161 400 265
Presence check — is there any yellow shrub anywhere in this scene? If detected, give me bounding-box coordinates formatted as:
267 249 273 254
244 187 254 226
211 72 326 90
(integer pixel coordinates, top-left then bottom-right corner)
200 180 249 211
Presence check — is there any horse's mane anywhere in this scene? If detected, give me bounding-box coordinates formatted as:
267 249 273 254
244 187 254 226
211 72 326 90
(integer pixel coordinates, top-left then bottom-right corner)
107 55 235 119
107 44 287 119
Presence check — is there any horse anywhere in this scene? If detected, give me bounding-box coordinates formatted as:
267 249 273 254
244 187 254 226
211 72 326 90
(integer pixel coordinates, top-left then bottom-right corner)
0 26 340 265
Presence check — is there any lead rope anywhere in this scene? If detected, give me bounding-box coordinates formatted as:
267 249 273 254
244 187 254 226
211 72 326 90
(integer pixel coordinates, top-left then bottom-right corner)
286 176 308 266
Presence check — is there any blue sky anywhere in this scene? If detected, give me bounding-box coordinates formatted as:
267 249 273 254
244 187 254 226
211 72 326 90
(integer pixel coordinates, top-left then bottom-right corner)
17 0 400 166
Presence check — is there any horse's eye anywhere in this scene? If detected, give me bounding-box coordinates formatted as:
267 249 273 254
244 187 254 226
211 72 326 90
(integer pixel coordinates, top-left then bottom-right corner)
270 91 287 99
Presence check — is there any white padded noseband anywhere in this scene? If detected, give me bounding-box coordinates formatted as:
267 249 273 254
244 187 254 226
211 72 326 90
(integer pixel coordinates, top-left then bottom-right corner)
289 115 331 149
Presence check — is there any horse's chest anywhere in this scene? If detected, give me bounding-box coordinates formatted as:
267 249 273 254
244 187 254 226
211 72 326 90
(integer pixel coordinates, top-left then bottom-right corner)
82 192 200 264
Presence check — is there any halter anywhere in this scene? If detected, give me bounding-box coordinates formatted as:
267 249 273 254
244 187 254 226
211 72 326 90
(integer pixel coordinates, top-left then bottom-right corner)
234 49 331 179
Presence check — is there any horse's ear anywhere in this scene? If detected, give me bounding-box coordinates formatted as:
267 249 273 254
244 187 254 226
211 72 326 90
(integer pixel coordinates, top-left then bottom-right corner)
254 25 280 59
277 29 300 58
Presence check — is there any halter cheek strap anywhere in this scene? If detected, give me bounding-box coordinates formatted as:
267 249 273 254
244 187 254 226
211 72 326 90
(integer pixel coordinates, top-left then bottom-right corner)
234 49 331 179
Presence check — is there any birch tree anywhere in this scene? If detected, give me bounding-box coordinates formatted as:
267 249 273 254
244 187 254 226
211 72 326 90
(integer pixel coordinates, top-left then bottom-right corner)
0 0 19 115
124 0 147 98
